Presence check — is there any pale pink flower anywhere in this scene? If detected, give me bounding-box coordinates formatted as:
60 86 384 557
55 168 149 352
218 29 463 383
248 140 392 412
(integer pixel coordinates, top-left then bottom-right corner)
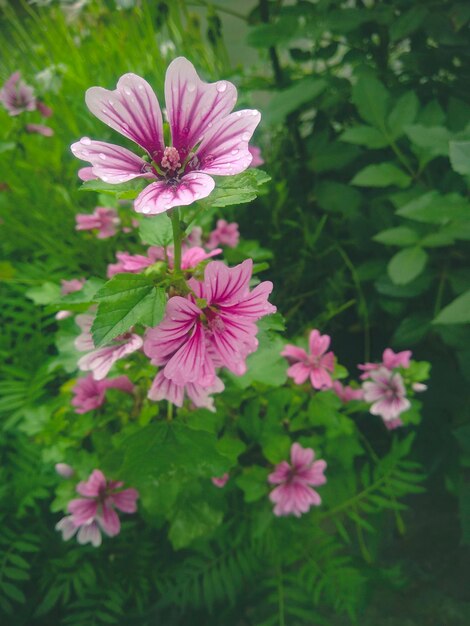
55 463 75 478
332 380 364 403
412 382 427 392
282 329 335 390
362 367 410 426
359 348 412 380
36 101 53 117
25 123 54 137
148 369 224 411
55 469 138 547
71 373 134 414
0 72 36 116
106 248 163 278
55 278 86 320
206 219 239 250
76 207 120 239
71 57 260 215
248 145 264 167
268 443 326 517
212 473 229 488
75 314 143 381
144 259 276 385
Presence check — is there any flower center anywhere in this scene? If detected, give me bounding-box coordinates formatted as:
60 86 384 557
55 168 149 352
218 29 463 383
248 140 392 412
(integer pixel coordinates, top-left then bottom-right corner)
203 307 225 333
161 146 182 173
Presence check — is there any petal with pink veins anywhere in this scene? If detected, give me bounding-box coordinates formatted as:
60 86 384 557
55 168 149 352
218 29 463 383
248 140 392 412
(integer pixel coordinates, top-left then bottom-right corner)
71 139 151 184
110 488 139 513
134 172 215 215
85 73 164 160
309 329 330 357
98 504 121 537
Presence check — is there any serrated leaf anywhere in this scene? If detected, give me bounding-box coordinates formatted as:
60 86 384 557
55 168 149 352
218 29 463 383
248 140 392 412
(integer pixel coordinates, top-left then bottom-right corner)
340 125 388 148
387 247 428 285
352 74 389 128
169 500 223 550
387 92 419 137
351 163 411 188
433 290 470 325
92 274 166 346
25 281 61 305
202 170 270 208
373 226 419 246
396 191 470 224
138 213 173 247
404 124 451 156
449 140 470 175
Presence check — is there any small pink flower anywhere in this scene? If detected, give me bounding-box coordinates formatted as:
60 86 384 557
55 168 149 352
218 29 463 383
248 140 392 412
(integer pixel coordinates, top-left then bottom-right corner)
212 473 229 488
55 463 75 478
106 248 163 278
55 278 86 320
76 207 120 239
55 469 139 547
71 57 260 215
25 123 54 137
248 145 264 167
75 314 143 381
170 245 222 270
206 219 239 250
36 100 53 118
148 369 224 411
332 380 364 403
362 367 410 425
71 373 134 414
144 259 276 386
0 72 36 116
282 329 335 390
268 443 326 517
359 348 412 380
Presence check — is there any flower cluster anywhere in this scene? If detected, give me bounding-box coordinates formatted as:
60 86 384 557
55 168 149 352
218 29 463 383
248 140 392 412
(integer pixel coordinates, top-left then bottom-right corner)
0 71 54 136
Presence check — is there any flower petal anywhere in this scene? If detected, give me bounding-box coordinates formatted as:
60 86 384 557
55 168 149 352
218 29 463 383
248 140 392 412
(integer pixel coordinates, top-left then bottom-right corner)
134 172 215 215
71 138 150 184
163 322 208 385
85 73 164 159
98 504 121 537
165 57 238 158
110 488 139 513
192 109 261 175
203 259 252 306
308 329 330 357
76 469 107 497
281 345 308 363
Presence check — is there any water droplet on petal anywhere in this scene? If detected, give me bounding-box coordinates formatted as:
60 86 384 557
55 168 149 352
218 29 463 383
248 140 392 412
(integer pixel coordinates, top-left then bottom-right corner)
242 132 251 141
101 175 109 182
231 149 239 155
252 110 259 116
101 108 108 114
186 82 196 93
216 81 227 93
99 153 106 160
108 99 115 106
80 137 92 145
138 84 144 90
124 87 132 95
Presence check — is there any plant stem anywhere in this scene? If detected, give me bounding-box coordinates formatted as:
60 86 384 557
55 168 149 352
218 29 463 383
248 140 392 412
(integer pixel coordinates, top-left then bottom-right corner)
169 208 182 273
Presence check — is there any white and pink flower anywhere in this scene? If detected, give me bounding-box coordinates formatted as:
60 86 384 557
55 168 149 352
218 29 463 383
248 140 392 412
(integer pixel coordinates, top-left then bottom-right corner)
362 367 411 427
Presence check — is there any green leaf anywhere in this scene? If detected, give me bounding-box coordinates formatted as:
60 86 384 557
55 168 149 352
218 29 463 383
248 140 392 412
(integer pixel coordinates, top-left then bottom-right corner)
92 274 166 346
373 227 419 246
0 142 16 154
25 281 61 305
216 435 247 464
138 213 173 247
433 290 470 325
202 170 270 208
387 92 419 137
340 125 388 148
351 163 411 188
387 247 428 285
235 466 269 503
396 191 470 224
1 582 26 604
264 78 327 124
404 125 451 156
315 181 362 217
352 74 389 128
79 178 144 199
169 499 223 550
247 16 299 48
48 277 104 313
230 331 287 388
390 6 428 41
449 140 470 175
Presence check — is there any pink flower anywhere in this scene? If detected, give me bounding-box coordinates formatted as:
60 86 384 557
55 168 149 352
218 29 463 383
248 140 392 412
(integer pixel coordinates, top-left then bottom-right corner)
170 245 222 270
144 259 276 386
55 463 75 478
71 57 260 215
0 72 36 116
206 219 240 250
212 473 229 488
148 369 224 411
71 374 134 414
282 329 335 390
248 145 264 167
56 278 86 320
359 348 412 380
268 443 326 517
186 226 203 247
55 469 138 547
76 207 120 239
106 248 163 278
362 367 410 426
78 166 97 181
332 380 364 403
36 100 53 118
25 123 54 137
75 314 143 380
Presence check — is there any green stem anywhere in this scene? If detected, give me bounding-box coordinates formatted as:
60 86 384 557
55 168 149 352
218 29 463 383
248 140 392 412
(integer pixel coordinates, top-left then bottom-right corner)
169 208 182 273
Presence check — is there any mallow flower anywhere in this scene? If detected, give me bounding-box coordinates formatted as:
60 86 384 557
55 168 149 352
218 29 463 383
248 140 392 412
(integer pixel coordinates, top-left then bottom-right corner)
75 206 120 239
268 443 327 517
362 367 411 427
359 348 412 380
71 57 260 215
0 72 36 116
56 469 138 547
71 374 134 414
282 329 335 390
